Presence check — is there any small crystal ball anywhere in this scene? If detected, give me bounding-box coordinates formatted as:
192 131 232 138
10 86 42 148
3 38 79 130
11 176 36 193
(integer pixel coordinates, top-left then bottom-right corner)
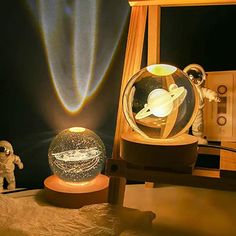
48 127 106 182
123 64 198 139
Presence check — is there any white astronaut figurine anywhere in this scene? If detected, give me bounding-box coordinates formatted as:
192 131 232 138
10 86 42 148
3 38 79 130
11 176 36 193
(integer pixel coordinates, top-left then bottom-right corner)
184 64 220 144
0 140 23 191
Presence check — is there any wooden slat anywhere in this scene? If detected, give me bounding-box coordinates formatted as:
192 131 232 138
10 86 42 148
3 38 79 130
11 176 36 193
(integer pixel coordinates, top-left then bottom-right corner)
147 5 161 65
106 158 236 191
146 5 161 188
110 6 147 204
112 6 147 160
162 76 178 138
220 141 236 178
129 0 236 7
145 182 156 188
198 146 220 156
108 176 127 205
192 167 220 178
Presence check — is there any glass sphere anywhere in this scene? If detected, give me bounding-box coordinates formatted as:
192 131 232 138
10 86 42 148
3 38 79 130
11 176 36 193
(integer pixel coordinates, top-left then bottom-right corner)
48 127 106 182
123 64 198 139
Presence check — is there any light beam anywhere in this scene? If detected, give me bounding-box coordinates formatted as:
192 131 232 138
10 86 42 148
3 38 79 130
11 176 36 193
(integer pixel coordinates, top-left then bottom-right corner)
28 0 129 113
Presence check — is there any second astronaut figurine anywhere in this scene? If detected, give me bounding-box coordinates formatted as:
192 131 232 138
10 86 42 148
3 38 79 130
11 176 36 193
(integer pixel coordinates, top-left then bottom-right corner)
0 140 23 191
184 64 220 144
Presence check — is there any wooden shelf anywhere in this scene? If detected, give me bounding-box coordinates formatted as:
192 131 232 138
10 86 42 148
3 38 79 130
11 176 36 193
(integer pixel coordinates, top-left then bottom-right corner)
198 146 220 156
220 142 236 178
106 158 236 191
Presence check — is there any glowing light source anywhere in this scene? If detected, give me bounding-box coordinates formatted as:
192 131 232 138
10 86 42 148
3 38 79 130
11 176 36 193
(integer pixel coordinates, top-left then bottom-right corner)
69 127 85 133
48 127 106 182
147 64 177 76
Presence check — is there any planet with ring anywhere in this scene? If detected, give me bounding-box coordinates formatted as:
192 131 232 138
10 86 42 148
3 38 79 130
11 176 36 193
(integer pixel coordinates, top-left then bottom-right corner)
135 84 187 119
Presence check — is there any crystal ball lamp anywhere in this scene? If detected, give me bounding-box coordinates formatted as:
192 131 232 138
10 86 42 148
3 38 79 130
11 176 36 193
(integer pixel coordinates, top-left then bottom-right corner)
123 64 198 139
44 127 109 208
48 127 106 183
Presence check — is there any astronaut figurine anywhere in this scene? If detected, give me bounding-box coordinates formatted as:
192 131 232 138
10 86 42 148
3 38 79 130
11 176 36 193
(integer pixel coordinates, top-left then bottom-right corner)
0 140 23 191
184 64 220 144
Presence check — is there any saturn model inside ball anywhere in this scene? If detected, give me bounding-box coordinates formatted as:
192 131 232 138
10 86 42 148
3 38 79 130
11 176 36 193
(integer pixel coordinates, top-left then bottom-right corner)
123 64 198 139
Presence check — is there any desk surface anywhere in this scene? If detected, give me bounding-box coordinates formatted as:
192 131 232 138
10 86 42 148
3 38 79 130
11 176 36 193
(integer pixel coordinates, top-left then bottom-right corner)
6 184 236 236
124 184 236 236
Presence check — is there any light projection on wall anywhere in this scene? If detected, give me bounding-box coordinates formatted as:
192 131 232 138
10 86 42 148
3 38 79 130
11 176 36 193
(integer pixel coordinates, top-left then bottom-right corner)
27 0 129 113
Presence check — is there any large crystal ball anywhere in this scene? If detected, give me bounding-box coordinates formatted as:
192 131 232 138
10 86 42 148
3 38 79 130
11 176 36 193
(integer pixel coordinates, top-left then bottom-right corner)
48 127 106 182
123 64 198 139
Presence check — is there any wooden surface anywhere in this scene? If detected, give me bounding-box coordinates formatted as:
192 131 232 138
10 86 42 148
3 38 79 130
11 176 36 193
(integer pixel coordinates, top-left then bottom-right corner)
220 142 236 178
124 184 236 236
147 5 160 65
44 174 109 208
120 132 198 171
110 5 147 204
112 6 147 161
44 174 109 193
108 176 126 205
198 145 220 155
121 130 199 145
106 158 236 191
129 0 236 6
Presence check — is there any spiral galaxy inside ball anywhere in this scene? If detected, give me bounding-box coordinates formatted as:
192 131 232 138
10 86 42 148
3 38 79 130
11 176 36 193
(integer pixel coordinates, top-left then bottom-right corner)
123 64 198 139
48 127 106 182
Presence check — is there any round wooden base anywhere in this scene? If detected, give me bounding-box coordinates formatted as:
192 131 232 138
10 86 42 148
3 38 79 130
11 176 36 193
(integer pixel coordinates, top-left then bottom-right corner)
44 174 109 208
121 132 198 172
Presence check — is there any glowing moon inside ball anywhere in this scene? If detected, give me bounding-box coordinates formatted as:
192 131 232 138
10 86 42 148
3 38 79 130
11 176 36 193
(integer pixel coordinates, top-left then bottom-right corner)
48 127 106 182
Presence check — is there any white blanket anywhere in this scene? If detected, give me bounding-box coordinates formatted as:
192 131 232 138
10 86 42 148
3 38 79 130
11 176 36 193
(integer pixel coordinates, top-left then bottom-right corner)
0 193 155 236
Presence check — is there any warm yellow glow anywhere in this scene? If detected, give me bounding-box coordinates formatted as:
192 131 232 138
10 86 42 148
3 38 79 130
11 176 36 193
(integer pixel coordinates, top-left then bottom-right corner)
147 64 177 76
69 127 86 133
63 180 91 186
57 176 97 187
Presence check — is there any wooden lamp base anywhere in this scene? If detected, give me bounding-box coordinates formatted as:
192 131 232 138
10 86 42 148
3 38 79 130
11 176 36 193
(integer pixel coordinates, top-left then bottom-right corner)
44 174 109 208
121 131 198 173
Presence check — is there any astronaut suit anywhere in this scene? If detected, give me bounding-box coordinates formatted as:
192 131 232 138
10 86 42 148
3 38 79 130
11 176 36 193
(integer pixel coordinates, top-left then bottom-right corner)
0 140 23 191
184 64 220 144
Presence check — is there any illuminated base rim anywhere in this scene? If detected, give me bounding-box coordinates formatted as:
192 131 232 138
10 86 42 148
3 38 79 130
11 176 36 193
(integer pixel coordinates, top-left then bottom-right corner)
121 132 198 172
122 131 198 146
44 174 109 208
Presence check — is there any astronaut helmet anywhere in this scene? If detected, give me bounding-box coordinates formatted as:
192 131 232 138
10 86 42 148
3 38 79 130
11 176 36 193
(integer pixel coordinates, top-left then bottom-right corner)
183 64 206 87
0 140 14 156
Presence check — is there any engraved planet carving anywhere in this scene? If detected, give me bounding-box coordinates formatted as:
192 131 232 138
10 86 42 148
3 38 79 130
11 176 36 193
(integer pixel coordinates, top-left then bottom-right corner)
135 84 187 119
48 128 106 182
